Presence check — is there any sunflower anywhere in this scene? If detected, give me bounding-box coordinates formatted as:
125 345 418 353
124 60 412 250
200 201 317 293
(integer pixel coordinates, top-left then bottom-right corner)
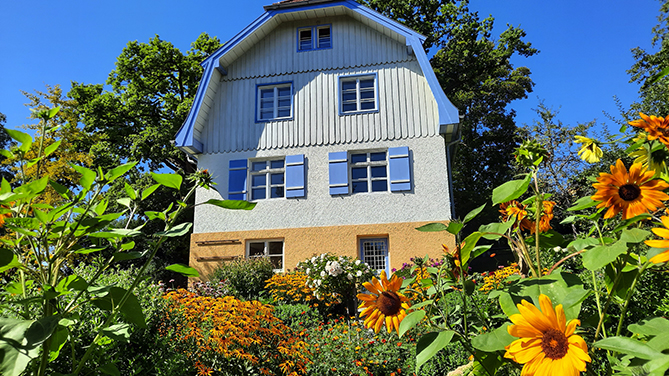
591 159 669 220
573 136 603 163
357 270 411 334
629 113 669 147
504 294 591 375
524 200 556 234
500 200 530 230
644 215 669 264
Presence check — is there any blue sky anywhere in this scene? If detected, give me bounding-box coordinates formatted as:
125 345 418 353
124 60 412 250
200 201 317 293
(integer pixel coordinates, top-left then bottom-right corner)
0 0 661 134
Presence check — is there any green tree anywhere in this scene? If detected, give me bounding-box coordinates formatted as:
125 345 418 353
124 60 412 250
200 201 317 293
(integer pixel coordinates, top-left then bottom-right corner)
360 0 537 228
0 112 13 182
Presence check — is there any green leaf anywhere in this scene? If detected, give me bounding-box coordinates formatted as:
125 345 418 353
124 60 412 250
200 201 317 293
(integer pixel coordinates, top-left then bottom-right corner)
144 211 166 221
6 129 33 152
92 287 146 328
41 140 62 159
15 177 49 196
74 247 106 255
596 336 661 360
105 162 137 183
567 196 598 211
88 228 142 239
49 179 70 199
460 232 483 265
47 107 60 119
100 362 121 376
416 330 455 369
55 275 88 293
446 221 464 235
116 197 132 209
112 252 143 262
71 164 96 190
398 310 425 338
471 323 515 351
0 248 20 273
165 263 199 277
141 184 160 200
464 280 476 295
101 323 131 342
619 228 651 244
202 199 256 210
628 317 669 337
491 174 531 205
155 222 193 238
470 245 492 261
647 66 669 85
582 240 628 271
568 237 599 251
120 241 135 251
415 223 448 232
479 221 515 240
151 172 182 190
0 318 40 376
463 203 486 224
48 325 69 362
124 183 137 200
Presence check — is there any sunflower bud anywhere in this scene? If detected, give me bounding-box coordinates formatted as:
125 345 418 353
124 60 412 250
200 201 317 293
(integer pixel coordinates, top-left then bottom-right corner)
514 139 549 169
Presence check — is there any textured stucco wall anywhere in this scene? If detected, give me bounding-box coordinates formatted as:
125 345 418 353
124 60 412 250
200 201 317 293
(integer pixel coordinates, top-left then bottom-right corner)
193 135 452 233
190 220 455 280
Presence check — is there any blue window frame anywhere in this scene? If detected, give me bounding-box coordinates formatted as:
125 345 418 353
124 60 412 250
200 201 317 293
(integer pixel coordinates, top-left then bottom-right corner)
297 25 332 51
339 74 377 114
228 155 305 200
328 147 411 195
256 82 293 122
250 159 285 200
360 238 389 275
350 151 388 194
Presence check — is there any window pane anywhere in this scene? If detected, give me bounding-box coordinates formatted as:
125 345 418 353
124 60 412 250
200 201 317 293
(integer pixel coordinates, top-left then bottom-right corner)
360 101 375 110
318 39 331 48
269 256 283 270
252 188 266 200
278 98 291 107
359 79 374 88
249 242 265 257
251 174 266 187
260 110 274 120
277 87 291 96
251 161 267 171
299 29 312 50
271 186 284 198
277 109 290 118
371 180 387 192
269 241 283 255
370 152 386 161
371 166 386 178
352 181 368 193
270 160 284 169
260 89 274 99
271 173 284 185
341 81 356 91
351 154 367 163
342 92 357 102
342 103 357 112
360 90 375 100
351 167 367 180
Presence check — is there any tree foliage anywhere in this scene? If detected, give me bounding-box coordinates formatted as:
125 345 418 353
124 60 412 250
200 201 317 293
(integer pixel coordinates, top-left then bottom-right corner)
68 33 222 173
359 0 537 227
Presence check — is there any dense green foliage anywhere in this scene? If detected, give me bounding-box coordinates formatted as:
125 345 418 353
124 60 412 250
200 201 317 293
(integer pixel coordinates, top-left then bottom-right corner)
209 258 275 300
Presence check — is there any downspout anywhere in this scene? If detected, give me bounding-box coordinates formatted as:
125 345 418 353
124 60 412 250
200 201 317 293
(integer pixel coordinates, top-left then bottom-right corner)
445 116 464 220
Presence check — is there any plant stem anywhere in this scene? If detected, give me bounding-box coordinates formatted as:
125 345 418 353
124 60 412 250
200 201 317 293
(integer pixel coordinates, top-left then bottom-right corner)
591 270 606 338
615 261 649 336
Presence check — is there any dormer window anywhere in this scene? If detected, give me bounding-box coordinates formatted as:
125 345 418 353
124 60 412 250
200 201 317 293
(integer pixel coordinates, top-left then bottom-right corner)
297 25 332 51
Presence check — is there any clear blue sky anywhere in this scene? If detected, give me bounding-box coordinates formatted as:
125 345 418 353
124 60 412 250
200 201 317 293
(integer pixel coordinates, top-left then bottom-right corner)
0 0 661 134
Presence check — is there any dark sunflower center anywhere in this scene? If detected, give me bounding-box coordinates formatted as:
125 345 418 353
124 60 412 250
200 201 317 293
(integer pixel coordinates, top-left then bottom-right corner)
541 328 569 360
377 291 402 316
618 184 641 201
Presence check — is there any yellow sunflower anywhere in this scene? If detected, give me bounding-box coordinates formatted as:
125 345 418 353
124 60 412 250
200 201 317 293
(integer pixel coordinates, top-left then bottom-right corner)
591 159 669 220
644 215 669 264
357 270 411 334
504 294 591 376
573 136 603 163
629 113 669 147
524 200 556 234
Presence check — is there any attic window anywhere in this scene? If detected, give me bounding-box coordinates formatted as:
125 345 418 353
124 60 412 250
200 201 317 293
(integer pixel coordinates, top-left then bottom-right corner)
297 25 332 51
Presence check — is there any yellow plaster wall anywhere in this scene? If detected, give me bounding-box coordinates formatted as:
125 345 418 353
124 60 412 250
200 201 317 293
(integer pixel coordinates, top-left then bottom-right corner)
189 221 454 281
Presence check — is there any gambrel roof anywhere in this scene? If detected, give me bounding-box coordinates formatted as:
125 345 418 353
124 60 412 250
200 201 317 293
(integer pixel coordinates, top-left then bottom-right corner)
175 0 459 155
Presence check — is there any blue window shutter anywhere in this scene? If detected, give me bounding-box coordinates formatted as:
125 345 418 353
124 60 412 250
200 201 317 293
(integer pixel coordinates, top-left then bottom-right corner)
285 154 305 198
328 151 349 195
228 159 248 200
389 147 411 192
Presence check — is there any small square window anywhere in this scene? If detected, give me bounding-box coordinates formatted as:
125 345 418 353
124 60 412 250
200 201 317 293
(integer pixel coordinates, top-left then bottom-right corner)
250 158 285 200
297 25 331 51
350 150 387 194
248 240 284 272
339 75 377 114
257 83 293 122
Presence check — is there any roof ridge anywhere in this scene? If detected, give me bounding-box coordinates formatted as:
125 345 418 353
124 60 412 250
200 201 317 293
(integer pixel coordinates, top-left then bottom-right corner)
263 0 338 11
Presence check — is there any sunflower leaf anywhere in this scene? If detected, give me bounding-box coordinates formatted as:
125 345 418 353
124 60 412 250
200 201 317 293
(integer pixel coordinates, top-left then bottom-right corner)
595 336 661 360
471 323 515 352
416 330 455 370
491 174 531 205
567 196 598 211
398 310 425 338
582 240 628 271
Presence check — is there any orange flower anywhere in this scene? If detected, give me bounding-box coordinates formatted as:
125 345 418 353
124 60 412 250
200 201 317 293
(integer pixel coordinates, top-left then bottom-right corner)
592 159 669 219
500 200 528 225
629 113 669 146
644 215 669 264
357 271 411 334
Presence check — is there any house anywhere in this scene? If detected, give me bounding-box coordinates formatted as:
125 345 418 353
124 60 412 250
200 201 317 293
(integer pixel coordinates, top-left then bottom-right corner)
175 0 460 278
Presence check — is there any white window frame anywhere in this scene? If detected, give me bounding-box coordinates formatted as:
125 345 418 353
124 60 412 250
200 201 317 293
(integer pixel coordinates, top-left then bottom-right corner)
339 74 378 115
247 239 284 272
350 150 388 194
360 237 389 275
249 158 285 201
297 24 332 51
256 82 293 122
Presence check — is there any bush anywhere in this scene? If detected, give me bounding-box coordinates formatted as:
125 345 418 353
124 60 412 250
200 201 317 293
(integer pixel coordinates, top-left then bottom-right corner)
162 289 311 375
209 257 274 300
272 303 321 330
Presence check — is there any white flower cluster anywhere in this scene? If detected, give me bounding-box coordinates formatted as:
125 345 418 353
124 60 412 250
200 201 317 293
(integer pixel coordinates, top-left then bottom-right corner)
325 260 343 276
297 253 375 302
